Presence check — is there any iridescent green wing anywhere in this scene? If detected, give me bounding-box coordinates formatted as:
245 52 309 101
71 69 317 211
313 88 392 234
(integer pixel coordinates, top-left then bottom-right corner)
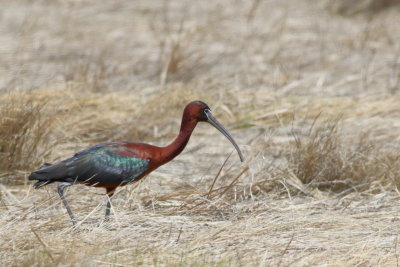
65 144 150 185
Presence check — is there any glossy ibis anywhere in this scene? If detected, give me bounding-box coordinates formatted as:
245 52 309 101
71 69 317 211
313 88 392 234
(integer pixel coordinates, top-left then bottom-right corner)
29 101 244 226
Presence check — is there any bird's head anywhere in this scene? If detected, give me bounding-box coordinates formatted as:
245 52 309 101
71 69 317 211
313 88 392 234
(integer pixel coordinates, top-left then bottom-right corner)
184 101 244 162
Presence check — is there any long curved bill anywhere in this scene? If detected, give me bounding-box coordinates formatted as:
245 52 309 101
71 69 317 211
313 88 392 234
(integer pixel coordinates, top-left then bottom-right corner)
204 109 244 162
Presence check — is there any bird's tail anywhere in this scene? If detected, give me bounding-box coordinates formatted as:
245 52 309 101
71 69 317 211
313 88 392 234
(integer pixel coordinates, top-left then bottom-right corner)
28 163 54 189
32 180 51 189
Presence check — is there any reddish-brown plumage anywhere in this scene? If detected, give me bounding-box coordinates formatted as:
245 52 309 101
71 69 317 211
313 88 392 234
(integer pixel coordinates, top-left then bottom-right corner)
123 102 206 177
28 101 244 225
98 104 203 193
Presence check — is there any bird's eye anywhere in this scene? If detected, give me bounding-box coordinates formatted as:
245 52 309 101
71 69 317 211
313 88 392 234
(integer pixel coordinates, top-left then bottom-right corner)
204 109 211 115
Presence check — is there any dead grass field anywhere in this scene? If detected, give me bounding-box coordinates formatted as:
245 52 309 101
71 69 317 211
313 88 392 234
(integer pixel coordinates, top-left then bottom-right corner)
1 0 400 266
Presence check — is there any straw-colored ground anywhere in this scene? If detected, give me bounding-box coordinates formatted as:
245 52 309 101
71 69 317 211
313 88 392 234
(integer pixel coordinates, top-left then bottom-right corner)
1 0 400 266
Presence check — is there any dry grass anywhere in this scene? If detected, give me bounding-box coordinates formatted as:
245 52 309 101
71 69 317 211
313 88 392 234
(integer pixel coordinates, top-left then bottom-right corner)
288 120 399 193
328 0 400 15
1 0 400 266
0 92 58 183
149 2 219 85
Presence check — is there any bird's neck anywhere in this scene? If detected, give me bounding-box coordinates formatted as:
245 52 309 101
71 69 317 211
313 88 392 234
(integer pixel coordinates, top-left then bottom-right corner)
160 113 197 164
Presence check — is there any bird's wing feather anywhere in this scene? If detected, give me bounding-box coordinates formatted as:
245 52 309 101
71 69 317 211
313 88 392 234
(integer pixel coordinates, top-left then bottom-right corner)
29 144 150 186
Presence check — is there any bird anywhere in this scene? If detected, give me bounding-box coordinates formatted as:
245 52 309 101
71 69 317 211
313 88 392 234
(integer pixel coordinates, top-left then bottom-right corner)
28 101 244 226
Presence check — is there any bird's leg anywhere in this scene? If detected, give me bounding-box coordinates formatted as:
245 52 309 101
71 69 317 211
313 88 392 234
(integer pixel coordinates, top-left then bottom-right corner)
104 189 115 221
57 183 77 226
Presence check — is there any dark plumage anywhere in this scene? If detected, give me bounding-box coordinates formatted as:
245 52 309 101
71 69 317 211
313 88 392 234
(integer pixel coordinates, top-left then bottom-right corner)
29 101 244 226
29 144 149 189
